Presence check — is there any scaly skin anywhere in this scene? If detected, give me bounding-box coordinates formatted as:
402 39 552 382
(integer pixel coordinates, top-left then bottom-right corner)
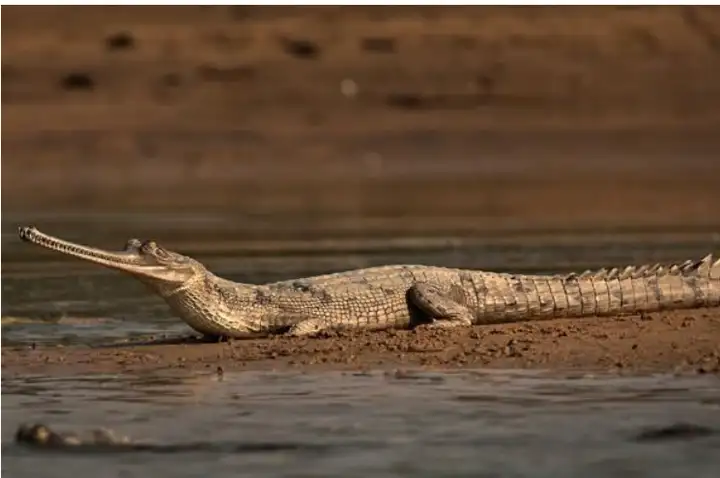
17 226 720 339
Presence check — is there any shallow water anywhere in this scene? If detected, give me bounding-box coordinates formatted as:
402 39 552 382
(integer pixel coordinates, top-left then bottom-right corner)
2 215 720 477
3 370 720 478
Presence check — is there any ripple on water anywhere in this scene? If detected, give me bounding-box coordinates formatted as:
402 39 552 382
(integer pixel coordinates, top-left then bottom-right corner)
2 369 720 478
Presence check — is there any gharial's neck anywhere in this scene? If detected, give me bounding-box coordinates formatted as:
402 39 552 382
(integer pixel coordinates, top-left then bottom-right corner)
145 271 264 337
132 269 247 300
152 273 212 300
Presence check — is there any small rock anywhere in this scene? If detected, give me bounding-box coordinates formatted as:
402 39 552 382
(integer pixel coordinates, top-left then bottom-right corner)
105 31 135 51
386 92 425 109
340 79 358 98
635 423 716 442
282 38 320 59
60 73 94 91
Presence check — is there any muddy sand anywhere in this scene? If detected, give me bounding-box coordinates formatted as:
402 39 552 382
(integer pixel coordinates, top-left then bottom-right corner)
3 309 719 377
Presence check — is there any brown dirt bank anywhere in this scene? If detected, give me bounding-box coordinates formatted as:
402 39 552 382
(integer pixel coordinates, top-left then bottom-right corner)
3 6 720 211
3 309 719 377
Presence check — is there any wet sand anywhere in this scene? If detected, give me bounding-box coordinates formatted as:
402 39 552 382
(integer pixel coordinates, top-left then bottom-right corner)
3 308 719 377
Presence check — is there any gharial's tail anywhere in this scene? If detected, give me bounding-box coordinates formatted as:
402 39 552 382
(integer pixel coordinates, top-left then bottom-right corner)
483 254 720 321
573 253 720 315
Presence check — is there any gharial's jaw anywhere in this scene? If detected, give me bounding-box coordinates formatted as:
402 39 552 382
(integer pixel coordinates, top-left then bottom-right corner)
17 226 195 284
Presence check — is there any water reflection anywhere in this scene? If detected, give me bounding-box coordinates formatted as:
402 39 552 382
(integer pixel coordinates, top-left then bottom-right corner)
2 370 719 477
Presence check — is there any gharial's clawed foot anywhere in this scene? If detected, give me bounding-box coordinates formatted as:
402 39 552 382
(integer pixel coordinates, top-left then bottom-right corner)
413 319 471 331
286 318 329 337
407 282 475 329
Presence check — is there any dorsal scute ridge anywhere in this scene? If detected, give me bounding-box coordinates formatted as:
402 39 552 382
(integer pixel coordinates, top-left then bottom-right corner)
711 254 720 279
697 253 718 278
578 269 595 279
606 268 620 280
593 268 608 279
679 259 695 273
563 272 578 281
560 254 717 283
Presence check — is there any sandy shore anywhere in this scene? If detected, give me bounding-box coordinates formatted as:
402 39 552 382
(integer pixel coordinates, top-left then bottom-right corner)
3 309 719 377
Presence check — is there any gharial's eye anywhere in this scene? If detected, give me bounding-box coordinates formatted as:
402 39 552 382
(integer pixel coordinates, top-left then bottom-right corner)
155 247 170 258
140 240 157 253
141 240 173 260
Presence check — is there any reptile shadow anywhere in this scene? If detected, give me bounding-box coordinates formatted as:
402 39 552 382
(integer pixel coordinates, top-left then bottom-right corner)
93 328 296 349
92 334 213 349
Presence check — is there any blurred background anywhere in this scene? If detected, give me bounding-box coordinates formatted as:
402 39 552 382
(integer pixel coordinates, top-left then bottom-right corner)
2 6 720 267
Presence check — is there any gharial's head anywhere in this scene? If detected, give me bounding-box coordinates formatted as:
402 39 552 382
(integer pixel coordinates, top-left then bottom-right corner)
18 226 207 290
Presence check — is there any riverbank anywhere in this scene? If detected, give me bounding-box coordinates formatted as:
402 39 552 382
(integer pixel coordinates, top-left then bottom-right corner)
3 6 720 211
3 308 719 377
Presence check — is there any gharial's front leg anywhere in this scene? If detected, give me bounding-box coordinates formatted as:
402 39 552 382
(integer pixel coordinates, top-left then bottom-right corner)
407 282 475 329
286 317 335 337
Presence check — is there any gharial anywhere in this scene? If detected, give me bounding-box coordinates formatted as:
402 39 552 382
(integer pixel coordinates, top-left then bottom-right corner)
17 226 720 340
14 422 322 453
15 423 132 449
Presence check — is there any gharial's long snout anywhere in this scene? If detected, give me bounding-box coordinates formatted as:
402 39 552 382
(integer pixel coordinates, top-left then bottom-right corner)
18 226 152 273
